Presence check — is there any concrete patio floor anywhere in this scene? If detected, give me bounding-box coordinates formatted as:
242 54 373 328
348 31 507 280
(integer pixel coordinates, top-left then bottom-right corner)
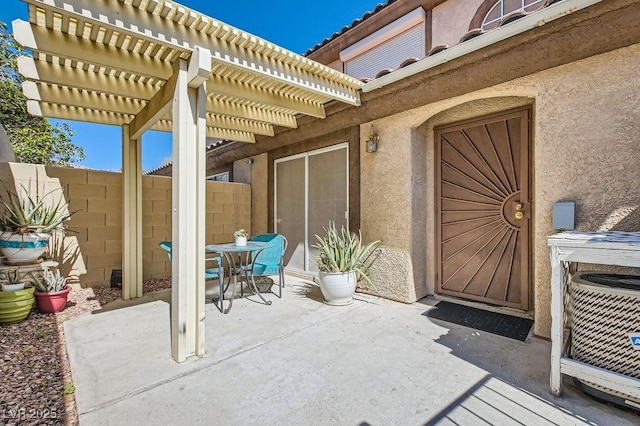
64 276 639 425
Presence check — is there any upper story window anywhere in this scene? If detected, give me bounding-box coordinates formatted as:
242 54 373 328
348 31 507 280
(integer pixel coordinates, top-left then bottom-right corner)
207 172 229 182
482 0 546 30
339 7 426 81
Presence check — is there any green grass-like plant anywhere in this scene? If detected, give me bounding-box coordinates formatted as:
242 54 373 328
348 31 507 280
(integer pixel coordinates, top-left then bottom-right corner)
312 222 381 285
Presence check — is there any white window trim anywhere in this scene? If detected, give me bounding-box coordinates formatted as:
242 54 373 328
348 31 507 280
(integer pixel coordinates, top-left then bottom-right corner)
340 7 426 62
482 0 546 29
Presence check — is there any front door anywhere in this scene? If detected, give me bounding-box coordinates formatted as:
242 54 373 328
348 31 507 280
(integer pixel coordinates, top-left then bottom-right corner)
436 109 530 310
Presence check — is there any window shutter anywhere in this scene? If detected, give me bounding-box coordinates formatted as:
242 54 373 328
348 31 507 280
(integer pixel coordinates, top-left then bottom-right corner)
345 24 425 80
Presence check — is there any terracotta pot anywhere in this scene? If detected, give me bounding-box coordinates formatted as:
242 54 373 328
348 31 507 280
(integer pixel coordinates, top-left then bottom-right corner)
34 286 71 314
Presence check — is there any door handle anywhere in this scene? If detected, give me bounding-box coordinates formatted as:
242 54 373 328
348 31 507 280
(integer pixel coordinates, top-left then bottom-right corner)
515 202 524 220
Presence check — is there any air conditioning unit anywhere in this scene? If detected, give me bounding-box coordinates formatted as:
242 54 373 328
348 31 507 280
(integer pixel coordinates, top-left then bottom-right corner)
569 272 640 411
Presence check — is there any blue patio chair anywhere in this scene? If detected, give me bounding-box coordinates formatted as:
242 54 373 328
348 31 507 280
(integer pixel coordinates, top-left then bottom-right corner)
159 241 227 311
244 233 287 298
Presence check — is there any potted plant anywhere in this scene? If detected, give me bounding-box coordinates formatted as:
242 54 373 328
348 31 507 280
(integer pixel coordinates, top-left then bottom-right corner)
1 268 26 291
234 229 248 246
0 182 75 264
0 268 35 324
33 268 70 314
312 222 381 306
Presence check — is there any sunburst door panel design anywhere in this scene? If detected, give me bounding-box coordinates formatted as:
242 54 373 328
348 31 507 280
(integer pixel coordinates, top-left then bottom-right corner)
436 109 530 310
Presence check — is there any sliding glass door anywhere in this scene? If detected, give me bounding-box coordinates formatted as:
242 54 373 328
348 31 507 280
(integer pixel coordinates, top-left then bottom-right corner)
275 144 348 275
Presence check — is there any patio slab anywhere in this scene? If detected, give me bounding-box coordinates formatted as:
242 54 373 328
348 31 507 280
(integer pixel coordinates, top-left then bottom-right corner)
64 277 639 425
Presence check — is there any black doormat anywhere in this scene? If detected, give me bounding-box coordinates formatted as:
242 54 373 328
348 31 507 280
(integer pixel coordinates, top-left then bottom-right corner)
424 301 533 342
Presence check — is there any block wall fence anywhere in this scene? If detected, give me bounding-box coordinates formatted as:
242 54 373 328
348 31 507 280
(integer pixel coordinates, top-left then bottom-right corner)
0 162 251 287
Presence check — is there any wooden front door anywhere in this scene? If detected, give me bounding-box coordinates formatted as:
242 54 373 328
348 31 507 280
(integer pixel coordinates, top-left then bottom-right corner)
436 109 530 310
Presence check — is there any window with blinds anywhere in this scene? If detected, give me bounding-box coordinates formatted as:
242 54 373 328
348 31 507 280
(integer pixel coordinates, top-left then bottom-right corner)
344 24 425 81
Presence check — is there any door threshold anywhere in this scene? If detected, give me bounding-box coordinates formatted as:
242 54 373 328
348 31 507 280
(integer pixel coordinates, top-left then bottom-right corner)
283 269 316 283
434 295 534 320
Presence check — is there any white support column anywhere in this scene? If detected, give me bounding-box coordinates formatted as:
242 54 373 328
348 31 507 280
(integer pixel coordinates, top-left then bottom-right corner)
171 54 208 362
549 246 563 396
122 124 143 300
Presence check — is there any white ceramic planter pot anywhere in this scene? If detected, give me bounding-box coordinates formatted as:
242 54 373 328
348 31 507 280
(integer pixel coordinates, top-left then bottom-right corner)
318 270 357 306
1 282 26 292
0 232 49 264
235 236 247 246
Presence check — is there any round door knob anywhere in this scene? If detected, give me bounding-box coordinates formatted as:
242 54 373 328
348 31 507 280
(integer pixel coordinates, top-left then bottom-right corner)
515 211 524 220
515 203 523 210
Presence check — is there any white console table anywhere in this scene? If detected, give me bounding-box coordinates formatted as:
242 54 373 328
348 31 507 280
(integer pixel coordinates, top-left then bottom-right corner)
548 231 640 398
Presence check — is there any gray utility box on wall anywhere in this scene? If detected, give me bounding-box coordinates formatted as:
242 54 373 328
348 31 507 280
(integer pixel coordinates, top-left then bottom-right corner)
552 201 575 230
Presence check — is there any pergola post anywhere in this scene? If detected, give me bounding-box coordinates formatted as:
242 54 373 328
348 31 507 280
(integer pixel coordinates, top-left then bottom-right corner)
121 124 143 300
171 56 208 361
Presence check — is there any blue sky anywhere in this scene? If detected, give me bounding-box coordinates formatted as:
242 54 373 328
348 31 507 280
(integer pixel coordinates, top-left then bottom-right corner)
0 0 379 172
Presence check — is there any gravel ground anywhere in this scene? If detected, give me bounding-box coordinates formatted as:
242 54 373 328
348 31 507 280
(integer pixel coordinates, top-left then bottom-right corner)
0 277 172 425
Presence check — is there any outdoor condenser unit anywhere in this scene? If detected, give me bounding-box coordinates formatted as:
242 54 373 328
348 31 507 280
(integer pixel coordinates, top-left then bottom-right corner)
569 272 640 411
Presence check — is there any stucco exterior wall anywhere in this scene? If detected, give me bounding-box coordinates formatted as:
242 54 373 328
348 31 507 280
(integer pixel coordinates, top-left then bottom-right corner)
431 0 485 47
0 162 251 287
361 43 640 338
360 119 428 302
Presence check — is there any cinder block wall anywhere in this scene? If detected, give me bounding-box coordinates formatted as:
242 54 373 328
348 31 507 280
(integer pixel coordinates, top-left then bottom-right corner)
0 162 251 287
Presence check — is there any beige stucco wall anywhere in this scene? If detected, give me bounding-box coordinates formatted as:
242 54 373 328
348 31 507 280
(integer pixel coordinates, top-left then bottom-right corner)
431 0 485 47
361 43 640 338
0 162 251 287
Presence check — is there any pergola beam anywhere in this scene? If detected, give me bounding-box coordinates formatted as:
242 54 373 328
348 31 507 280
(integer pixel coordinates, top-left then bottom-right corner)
152 120 256 143
206 115 274 137
128 64 179 140
27 100 256 142
13 20 174 81
206 98 297 129
17 56 161 100
26 100 136 125
208 75 326 118
23 81 147 115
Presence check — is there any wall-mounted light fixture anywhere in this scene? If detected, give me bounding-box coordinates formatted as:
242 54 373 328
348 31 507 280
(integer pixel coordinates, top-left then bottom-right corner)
366 125 379 153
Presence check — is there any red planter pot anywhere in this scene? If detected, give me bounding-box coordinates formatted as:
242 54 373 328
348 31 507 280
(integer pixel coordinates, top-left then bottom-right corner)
34 287 71 313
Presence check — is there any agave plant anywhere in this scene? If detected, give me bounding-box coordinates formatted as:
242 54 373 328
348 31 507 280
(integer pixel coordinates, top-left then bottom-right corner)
312 222 381 284
0 183 75 235
35 268 68 292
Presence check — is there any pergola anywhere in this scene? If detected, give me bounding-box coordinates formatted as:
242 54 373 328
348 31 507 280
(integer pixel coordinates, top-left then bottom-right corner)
13 0 363 361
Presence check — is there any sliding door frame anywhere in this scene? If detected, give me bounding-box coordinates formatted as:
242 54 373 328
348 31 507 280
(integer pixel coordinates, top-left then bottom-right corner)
274 143 349 273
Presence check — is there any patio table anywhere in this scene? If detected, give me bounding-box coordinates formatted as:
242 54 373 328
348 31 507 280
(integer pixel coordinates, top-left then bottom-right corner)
206 241 273 314
548 231 640 399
